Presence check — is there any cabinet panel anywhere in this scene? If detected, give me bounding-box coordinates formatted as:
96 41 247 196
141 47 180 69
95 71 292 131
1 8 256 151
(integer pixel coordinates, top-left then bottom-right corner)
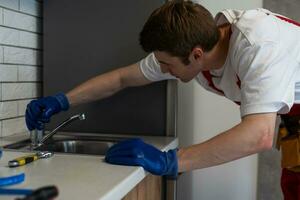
123 174 162 200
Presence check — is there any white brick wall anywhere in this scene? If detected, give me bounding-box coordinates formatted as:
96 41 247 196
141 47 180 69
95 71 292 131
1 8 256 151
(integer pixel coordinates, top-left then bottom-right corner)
4 9 42 33
3 46 41 65
1 83 41 100
18 99 31 116
0 64 18 82
0 26 41 49
0 46 3 62
2 117 27 137
18 66 41 82
0 101 18 119
0 8 3 25
0 0 42 137
0 0 19 10
20 0 41 17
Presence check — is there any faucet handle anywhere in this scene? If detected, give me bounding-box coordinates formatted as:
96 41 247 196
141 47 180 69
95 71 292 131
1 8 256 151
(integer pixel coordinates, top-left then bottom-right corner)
78 113 86 120
30 129 44 147
69 113 85 121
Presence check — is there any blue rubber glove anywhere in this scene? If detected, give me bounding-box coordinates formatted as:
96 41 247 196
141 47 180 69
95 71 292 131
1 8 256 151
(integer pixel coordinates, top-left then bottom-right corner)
105 138 178 179
25 93 69 131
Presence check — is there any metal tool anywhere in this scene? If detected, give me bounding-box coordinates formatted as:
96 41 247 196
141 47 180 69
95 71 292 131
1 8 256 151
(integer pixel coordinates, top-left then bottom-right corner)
16 185 58 200
0 185 58 199
8 151 53 168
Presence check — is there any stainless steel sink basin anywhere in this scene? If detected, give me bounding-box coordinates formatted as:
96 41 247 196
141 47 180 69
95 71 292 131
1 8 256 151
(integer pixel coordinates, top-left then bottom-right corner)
36 140 115 155
3 132 126 156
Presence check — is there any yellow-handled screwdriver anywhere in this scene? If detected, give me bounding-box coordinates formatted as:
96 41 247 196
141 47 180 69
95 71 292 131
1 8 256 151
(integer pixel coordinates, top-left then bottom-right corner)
8 151 53 168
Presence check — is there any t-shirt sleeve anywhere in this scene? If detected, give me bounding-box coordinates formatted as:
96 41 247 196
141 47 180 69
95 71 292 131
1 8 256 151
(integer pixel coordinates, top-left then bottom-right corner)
237 41 299 117
139 53 176 81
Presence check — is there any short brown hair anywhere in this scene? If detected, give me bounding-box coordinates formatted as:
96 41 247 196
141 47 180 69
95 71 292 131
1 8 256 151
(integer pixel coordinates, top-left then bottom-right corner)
139 1 219 65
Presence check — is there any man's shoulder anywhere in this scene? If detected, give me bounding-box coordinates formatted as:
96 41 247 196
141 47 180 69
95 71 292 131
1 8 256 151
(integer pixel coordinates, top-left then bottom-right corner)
217 9 279 45
234 9 279 45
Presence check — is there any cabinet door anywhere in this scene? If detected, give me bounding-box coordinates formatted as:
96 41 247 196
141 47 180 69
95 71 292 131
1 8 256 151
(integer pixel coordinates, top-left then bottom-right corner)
123 174 162 200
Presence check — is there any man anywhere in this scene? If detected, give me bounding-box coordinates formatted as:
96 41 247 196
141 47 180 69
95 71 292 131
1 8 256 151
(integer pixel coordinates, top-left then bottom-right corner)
25 1 300 198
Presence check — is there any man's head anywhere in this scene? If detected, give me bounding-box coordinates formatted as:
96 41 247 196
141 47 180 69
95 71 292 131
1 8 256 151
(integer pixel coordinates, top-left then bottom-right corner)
139 1 219 65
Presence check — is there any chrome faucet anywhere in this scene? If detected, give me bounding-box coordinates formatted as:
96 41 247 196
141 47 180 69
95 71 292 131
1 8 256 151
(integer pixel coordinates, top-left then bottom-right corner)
33 113 86 148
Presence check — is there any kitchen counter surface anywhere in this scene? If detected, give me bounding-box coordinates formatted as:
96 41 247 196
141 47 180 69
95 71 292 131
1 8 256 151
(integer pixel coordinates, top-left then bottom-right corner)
0 133 178 200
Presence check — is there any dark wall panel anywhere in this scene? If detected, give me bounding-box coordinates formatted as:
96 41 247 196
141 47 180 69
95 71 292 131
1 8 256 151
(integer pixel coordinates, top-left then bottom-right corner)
43 0 168 135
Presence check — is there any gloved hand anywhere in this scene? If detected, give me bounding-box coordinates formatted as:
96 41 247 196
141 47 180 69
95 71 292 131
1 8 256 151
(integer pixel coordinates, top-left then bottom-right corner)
25 92 69 131
105 138 178 179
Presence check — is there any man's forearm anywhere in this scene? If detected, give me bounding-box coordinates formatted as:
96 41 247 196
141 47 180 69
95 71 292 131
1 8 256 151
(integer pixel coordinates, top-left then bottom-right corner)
66 63 151 107
177 113 276 172
66 69 124 106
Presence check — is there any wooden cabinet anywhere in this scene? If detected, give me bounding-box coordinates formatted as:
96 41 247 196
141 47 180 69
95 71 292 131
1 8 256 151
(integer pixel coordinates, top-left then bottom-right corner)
123 175 162 200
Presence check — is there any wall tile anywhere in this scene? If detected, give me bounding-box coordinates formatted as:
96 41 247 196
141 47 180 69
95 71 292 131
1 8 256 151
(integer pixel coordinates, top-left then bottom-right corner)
19 31 41 49
0 64 18 82
0 8 3 25
20 0 42 17
18 66 41 81
2 83 41 100
0 0 19 10
0 46 3 63
0 26 19 46
0 101 18 119
0 26 41 49
3 46 41 65
3 9 41 33
18 99 31 116
2 117 27 137
0 1 41 133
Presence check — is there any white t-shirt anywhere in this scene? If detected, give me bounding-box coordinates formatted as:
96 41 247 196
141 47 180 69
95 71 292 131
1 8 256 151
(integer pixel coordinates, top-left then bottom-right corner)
139 8 300 117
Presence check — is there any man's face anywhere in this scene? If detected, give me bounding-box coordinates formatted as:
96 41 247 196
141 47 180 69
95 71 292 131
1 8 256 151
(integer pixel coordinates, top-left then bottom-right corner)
154 51 203 82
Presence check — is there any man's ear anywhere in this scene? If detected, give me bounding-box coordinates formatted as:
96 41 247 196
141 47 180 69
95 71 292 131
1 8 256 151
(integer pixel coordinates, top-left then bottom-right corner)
189 47 203 62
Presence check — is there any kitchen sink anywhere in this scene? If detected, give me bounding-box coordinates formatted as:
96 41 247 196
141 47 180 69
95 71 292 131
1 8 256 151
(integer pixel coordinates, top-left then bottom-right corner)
3 132 126 156
35 140 115 155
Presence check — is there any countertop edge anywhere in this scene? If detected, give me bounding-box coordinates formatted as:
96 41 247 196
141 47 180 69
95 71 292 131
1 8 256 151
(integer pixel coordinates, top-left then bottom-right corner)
100 138 178 200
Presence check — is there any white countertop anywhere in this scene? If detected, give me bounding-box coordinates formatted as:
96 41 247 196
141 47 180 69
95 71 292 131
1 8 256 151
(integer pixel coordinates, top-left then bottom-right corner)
0 133 178 200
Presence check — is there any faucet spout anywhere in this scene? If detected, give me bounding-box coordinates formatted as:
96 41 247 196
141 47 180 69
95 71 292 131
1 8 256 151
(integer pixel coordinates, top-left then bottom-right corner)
35 113 86 148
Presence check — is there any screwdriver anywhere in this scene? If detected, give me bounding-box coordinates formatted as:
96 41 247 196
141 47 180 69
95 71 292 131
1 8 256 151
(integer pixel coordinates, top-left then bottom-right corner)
8 152 53 168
